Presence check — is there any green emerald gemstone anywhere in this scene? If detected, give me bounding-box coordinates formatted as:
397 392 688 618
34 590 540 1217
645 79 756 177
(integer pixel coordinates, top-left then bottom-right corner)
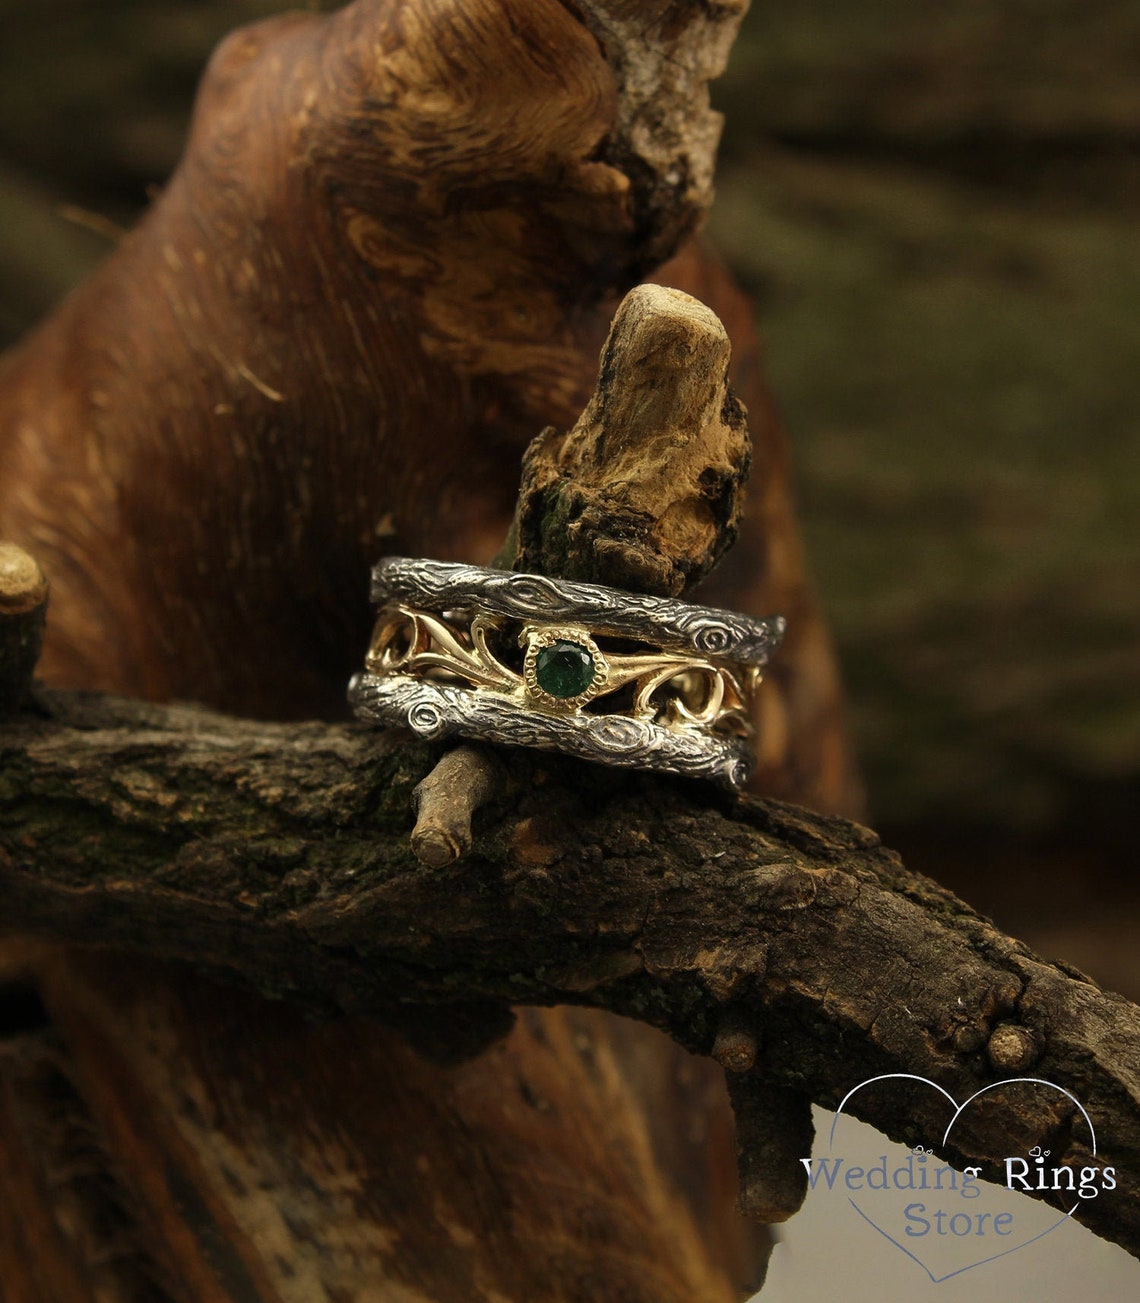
534 641 595 699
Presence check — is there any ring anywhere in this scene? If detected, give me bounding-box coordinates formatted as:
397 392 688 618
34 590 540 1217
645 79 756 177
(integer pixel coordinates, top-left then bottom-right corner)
347 557 785 789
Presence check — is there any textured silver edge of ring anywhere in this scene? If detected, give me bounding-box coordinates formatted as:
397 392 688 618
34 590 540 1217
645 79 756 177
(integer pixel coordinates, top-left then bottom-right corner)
369 557 786 662
349 557 787 790
348 675 755 790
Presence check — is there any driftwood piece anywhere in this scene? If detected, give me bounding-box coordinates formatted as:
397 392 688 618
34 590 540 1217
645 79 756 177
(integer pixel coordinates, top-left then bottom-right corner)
573 0 748 274
506 283 749 594
2 692 1139 1259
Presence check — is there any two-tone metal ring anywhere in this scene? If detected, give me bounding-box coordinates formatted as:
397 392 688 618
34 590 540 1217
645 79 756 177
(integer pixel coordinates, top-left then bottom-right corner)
348 557 785 789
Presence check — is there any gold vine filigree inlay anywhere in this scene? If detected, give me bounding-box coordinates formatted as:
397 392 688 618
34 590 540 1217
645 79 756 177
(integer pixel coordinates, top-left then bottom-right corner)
366 604 756 738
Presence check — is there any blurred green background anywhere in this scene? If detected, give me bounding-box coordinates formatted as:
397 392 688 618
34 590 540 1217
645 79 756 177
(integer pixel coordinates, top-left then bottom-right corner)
1 1 1138 988
709 1 1140 995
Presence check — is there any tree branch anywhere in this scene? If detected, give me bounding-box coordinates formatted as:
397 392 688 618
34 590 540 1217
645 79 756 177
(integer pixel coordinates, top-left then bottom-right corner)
2 687 1138 1259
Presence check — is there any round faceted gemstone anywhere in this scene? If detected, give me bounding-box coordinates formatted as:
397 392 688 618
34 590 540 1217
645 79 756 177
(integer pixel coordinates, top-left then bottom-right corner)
534 640 596 699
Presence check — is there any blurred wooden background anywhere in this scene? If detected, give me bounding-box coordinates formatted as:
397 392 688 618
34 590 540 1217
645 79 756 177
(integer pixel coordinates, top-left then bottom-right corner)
2 0 1138 993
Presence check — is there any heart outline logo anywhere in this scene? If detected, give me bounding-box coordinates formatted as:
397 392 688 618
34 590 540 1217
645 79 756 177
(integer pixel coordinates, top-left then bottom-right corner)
826 1073 1098 1283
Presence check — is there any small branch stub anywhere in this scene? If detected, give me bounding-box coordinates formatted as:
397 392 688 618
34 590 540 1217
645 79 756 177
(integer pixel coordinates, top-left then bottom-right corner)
986 1022 1043 1072
0 542 48 714
713 1013 759 1074
727 1076 814 1224
410 745 505 868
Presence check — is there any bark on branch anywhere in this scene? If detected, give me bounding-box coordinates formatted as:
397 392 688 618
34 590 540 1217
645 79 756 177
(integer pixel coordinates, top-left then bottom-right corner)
2 690 1139 1260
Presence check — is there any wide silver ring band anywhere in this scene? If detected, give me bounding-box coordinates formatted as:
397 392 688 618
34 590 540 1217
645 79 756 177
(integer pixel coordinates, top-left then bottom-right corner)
348 557 785 789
